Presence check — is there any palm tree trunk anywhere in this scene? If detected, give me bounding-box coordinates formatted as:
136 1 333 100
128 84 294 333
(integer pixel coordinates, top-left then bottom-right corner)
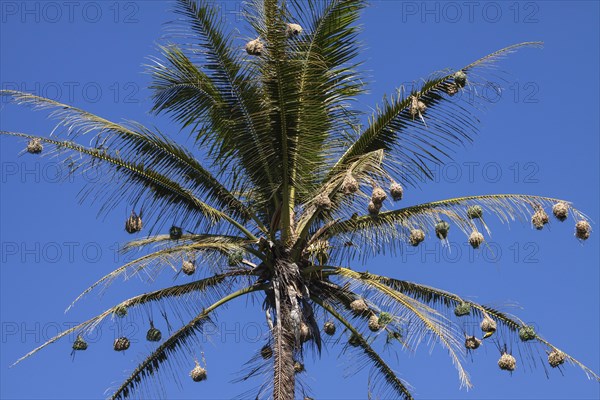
273 309 295 400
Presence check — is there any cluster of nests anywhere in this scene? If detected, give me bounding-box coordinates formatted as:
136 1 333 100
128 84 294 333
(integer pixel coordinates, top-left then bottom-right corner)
72 307 165 353
532 202 591 240
364 183 403 216
245 23 303 56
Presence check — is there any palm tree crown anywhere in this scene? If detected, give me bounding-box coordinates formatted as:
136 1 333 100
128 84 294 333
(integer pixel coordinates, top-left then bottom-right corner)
2 0 598 399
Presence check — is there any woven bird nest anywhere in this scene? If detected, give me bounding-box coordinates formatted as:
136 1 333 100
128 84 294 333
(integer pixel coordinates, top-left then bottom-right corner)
371 187 387 204
315 193 332 209
467 205 483 219
26 138 43 154
454 71 467 88
113 337 130 351
469 231 484 249
227 251 244 266
368 315 381 332
454 302 471 317
341 174 359 195
245 38 263 56
409 229 425 246
518 325 536 341
125 210 143 234
480 316 497 333
531 208 549 230
575 220 591 240
368 201 381 216
378 312 393 326
498 353 516 371
293 361 305 373
435 220 450 240
409 96 427 118
552 202 569 221
286 23 303 36
146 323 162 342
72 335 88 351
323 321 336 336
548 350 566 368
260 345 273 360
114 305 127 318
348 334 361 347
182 259 196 276
389 182 403 201
300 323 311 343
190 361 207 382
465 336 481 350
350 298 369 315
444 83 459 96
169 226 183 240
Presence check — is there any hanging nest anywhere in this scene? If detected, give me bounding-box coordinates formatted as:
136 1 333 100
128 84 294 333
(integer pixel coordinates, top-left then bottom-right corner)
314 193 332 209
293 361 305 373
409 95 427 118
468 231 485 249
146 323 162 342
371 187 387 205
227 251 244 266
548 350 566 368
169 226 183 240
72 335 88 351
531 208 549 230
389 182 404 201
350 298 369 315
454 302 471 317
575 220 591 240
286 23 303 36
480 316 497 334
260 345 273 360
341 173 359 195
190 361 207 382
114 305 127 318
245 38 264 56
125 210 143 234
378 312 393 326
113 337 130 351
367 201 381 216
26 138 43 154
518 325 536 341
454 70 467 88
368 315 381 332
465 336 481 350
348 333 361 347
386 331 402 343
552 202 568 221
323 321 336 336
435 220 450 240
498 353 516 371
443 82 459 96
300 323 311 342
467 205 483 219
409 229 425 246
182 259 196 276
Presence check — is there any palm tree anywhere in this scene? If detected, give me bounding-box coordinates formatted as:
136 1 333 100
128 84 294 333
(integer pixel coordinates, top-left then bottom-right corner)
1 0 598 398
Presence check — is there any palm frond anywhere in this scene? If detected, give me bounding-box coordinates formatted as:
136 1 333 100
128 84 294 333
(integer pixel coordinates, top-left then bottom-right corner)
377 276 600 382
319 194 587 262
329 42 543 187
13 271 252 367
333 267 472 388
67 236 254 311
0 89 260 227
110 283 265 399
165 0 278 210
312 295 413 400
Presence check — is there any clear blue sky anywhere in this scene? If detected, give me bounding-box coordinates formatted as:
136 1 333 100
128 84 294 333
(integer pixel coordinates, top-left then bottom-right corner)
1 1 599 399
